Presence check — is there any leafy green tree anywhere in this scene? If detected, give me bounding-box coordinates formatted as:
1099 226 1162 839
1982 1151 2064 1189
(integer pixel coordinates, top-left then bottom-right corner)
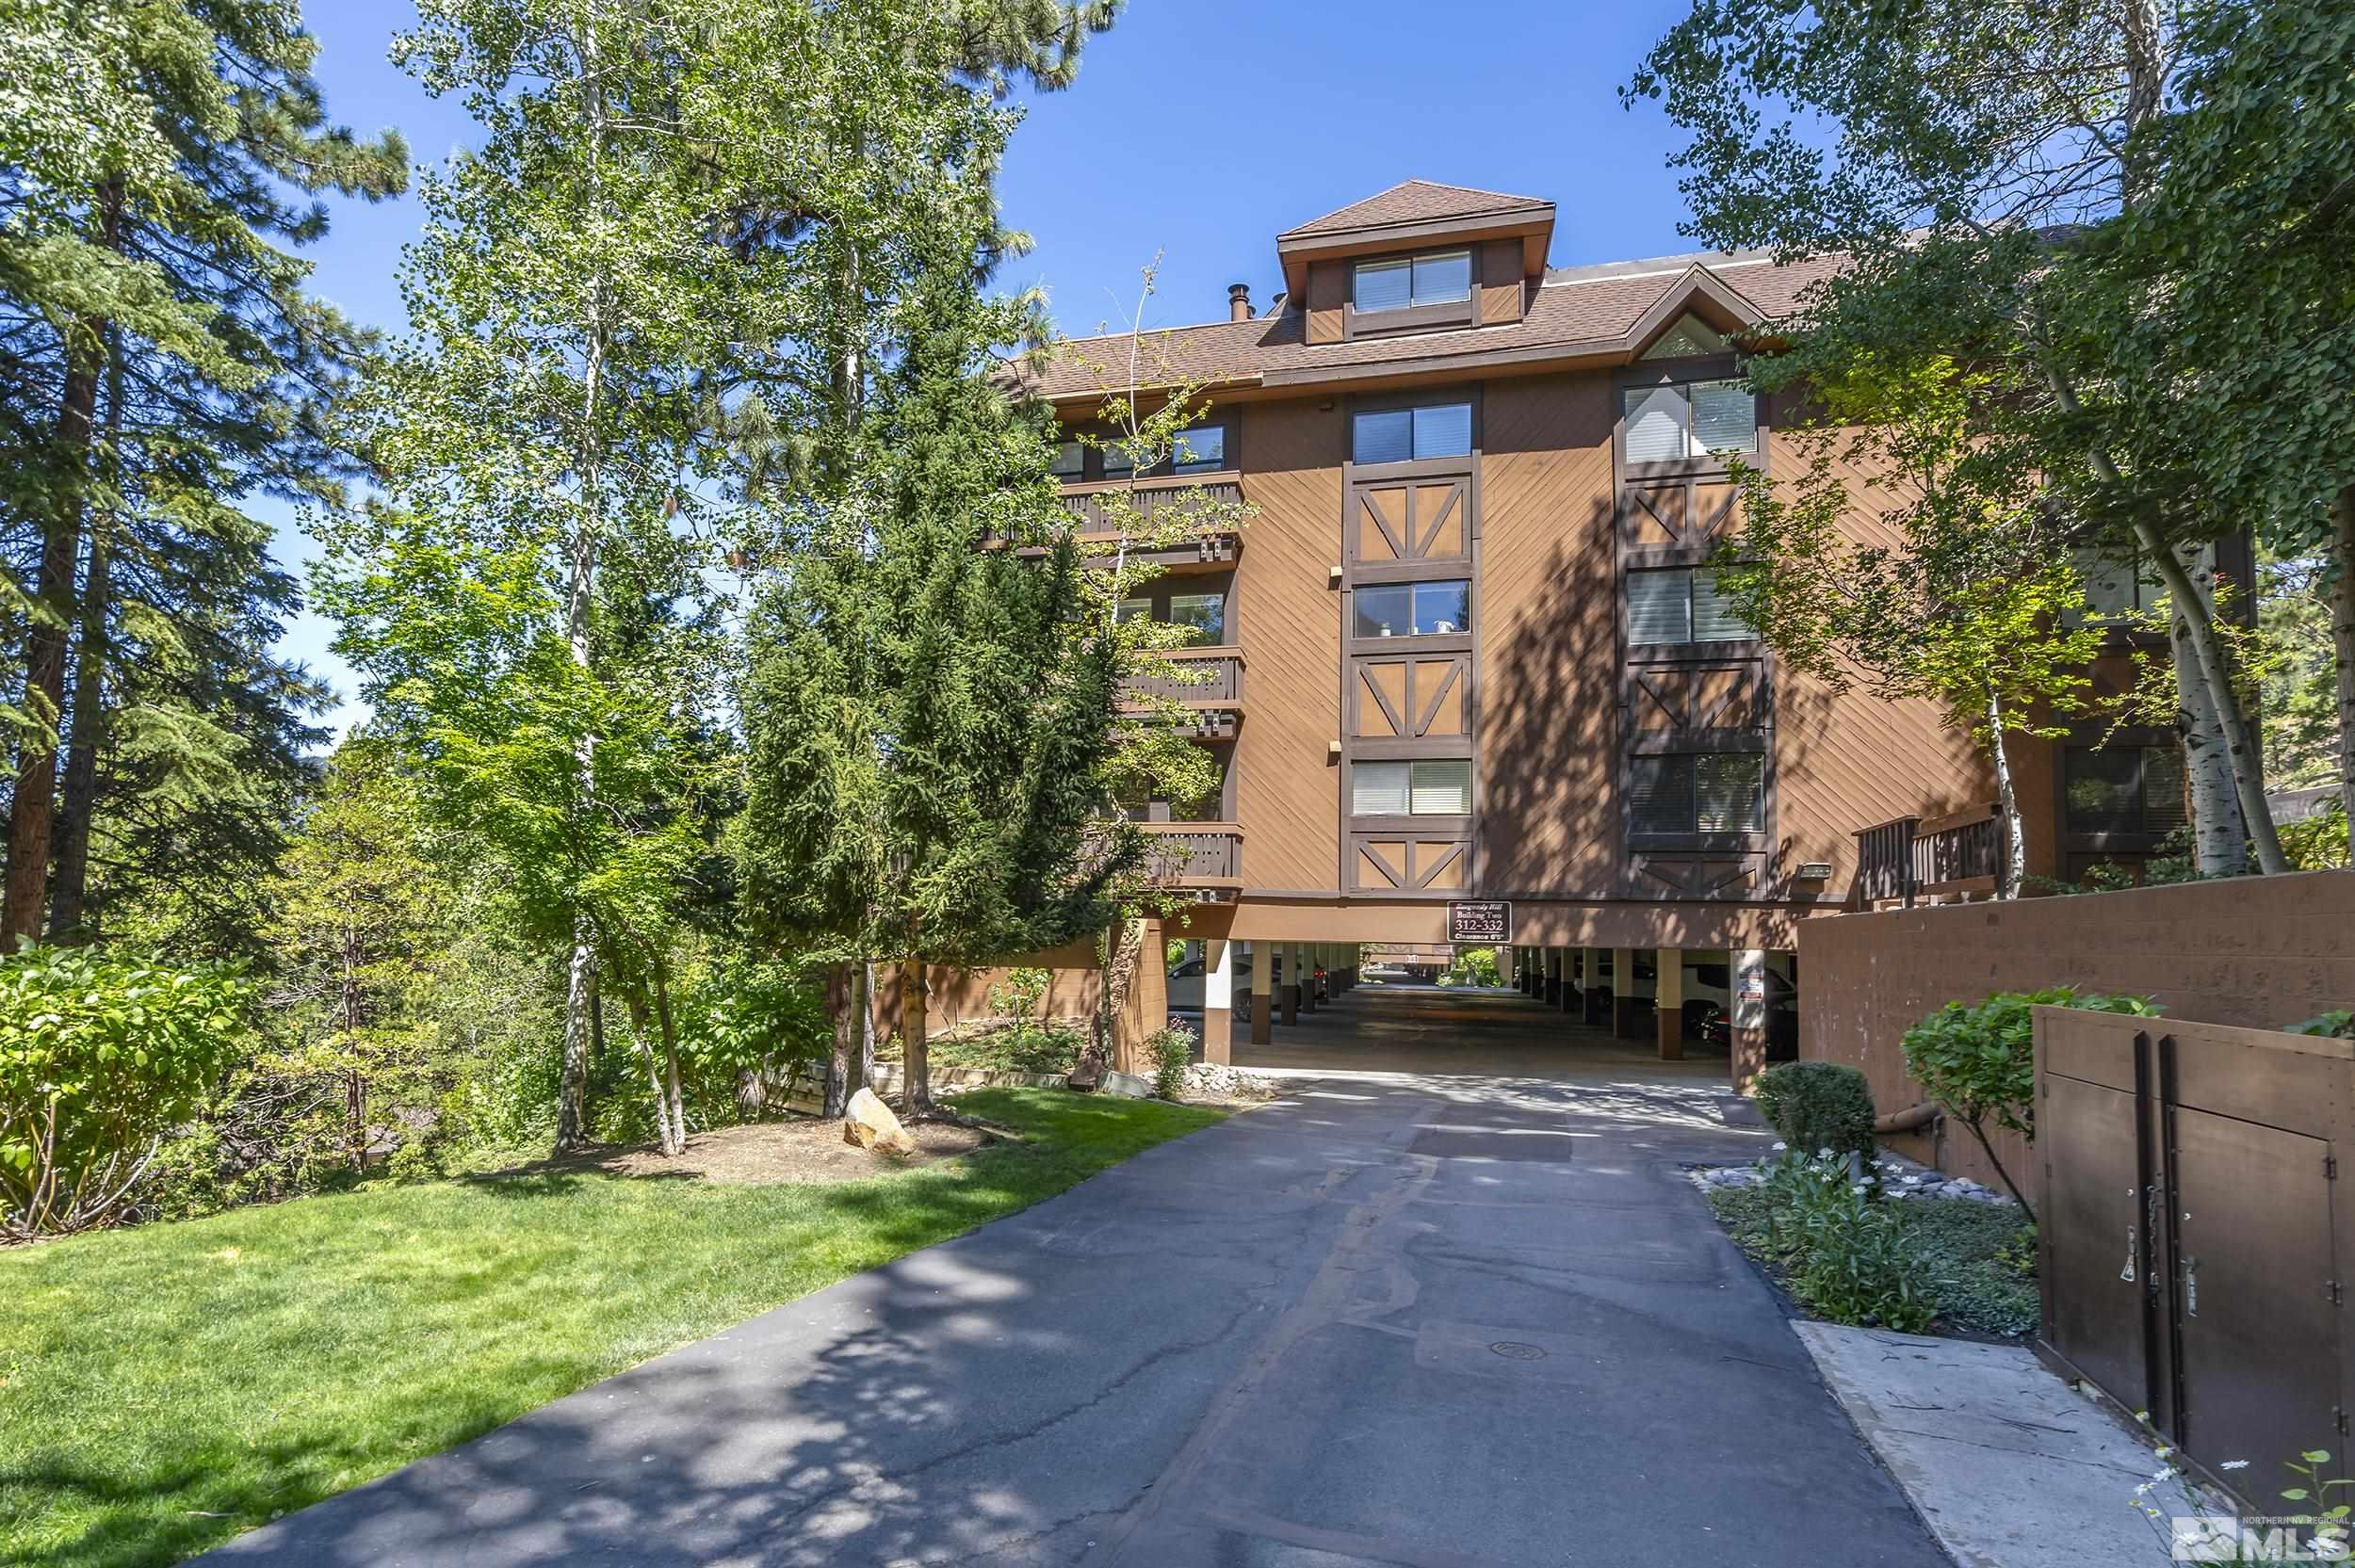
324 0 747 1150
2071 0 2355 862
262 738 447 1173
1716 355 2104 894
0 0 404 943
1626 0 2294 874
1901 987 2160 1223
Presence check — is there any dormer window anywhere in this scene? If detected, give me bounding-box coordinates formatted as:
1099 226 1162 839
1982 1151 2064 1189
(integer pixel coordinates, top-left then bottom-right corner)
1353 251 1472 314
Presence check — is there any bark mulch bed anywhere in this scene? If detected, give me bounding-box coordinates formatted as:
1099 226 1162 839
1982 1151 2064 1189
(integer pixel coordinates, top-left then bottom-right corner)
476 1115 994 1188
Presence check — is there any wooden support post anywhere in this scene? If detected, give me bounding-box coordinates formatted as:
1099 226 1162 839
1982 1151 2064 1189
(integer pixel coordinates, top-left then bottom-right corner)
1201 938 1232 1065
1280 944 1300 1026
1612 947 1638 1039
1655 946 1684 1060
1250 940 1273 1044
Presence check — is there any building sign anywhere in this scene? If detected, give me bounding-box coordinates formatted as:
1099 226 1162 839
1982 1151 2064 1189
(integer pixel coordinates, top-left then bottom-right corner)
1446 900 1511 945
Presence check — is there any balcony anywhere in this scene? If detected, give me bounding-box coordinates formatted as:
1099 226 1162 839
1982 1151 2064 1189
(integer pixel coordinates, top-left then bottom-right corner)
1120 646 1244 738
1852 802 2008 908
1054 474 1243 574
1141 822 1244 902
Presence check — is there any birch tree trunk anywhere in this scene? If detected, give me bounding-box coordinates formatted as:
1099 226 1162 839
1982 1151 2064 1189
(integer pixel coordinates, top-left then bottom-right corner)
653 964 685 1156
1986 689 2025 898
555 27 609 1150
823 963 853 1118
2334 486 2355 865
2174 604 2246 875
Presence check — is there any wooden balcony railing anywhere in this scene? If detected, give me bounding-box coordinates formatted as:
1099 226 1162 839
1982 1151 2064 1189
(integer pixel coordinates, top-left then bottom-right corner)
1121 646 1242 705
1852 802 2008 908
1140 822 1243 892
1056 474 1242 539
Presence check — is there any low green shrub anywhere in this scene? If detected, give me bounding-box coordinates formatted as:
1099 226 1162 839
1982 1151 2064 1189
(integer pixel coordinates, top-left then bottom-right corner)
1148 1025 1195 1099
1755 1061 1876 1168
1756 1150 1937 1332
2288 1010 2355 1040
1 944 257 1238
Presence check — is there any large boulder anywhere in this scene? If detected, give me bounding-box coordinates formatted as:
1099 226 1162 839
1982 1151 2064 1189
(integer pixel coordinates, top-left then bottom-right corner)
843 1087 918 1156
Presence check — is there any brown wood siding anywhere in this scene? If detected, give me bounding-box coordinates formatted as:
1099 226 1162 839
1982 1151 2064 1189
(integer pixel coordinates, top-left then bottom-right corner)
1305 263 1347 346
1479 238 1524 325
1476 372 1621 893
1760 425 1994 892
1229 398 1344 890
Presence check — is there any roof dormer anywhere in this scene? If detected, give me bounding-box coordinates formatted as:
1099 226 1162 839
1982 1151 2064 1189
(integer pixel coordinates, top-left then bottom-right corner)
1277 181 1554 347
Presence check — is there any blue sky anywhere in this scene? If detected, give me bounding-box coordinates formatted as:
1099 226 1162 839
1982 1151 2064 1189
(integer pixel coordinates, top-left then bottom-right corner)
272 0 1713 732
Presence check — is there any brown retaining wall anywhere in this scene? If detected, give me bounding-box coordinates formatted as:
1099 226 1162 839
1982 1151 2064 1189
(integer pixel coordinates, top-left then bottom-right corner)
1798 870 2355 1198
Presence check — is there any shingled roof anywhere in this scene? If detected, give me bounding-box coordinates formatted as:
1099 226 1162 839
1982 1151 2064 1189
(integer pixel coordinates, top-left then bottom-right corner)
1279 180 1554 240
1022 249 1844 404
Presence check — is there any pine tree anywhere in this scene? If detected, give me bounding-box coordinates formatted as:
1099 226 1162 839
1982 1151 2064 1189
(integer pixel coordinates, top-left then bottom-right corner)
0 0 404 944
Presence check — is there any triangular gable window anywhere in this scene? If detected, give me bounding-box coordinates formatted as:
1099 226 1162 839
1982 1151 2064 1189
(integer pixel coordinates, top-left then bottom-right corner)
1640 313 1731 360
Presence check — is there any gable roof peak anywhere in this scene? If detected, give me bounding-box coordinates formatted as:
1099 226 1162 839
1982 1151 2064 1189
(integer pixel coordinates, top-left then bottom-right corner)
1280 179 1552 240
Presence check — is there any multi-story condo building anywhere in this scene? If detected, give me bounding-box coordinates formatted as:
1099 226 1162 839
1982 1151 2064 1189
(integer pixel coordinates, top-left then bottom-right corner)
1016 180 2185 1084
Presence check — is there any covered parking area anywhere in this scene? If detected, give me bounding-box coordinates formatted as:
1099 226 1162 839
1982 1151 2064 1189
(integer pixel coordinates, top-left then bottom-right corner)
1164 912 1800 1087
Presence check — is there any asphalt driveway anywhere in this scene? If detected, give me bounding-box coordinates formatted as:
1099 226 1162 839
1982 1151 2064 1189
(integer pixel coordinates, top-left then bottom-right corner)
205 994 1947 1567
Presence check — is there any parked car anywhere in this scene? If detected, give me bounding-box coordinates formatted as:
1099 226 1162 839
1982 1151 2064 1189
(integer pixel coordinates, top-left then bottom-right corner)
1697 973 1800 1060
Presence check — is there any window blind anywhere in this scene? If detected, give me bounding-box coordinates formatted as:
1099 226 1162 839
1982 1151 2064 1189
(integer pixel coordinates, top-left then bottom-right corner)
1629 755 1693 835
1622 385 1690 463
1352 761 1410 816
1691 573 1749 641
1411 402 1472 459
1411 251 1471 305
1354 259 1413 313
1353 410 1414 465
1690 380 1758 453
1627 570 1691 644
1696 754 1764 832
1409 759 1472 816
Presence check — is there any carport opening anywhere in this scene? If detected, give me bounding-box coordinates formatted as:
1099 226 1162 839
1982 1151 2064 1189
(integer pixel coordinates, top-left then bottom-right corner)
1166 940 1795 1081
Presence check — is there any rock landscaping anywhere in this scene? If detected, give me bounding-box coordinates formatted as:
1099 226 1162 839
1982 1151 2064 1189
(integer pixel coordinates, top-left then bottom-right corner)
1695 1148 2018 1205
1178 1062 1282 1105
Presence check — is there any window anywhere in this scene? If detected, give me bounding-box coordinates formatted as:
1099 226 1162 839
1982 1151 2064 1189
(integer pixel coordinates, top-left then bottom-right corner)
1353 758 1472 816
1355 579 1470 637
1170 425 1226 474
1621 380 1756 463
1626 568 1747 645
1630 752 1764 835
1352 402 1472 464
2068 546 2210 624
1115 596 1151 623
2065 746 2187 834
1049 440 1084 478
1101 441 1135 475
1353 251 1471 314
1640 313 1731 360
1166 591 1226 645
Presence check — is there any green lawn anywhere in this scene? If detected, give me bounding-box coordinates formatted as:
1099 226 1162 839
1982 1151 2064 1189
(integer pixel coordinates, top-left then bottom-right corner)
0 1090 1222 1568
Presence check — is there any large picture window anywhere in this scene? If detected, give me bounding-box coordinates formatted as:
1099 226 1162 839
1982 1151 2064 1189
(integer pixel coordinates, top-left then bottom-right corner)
1354 580 1470 638
2065 745 2186 834
1050 440 1084 477
1622 380 1757 463
1353 758 1473 816
1630 752 1764 835
1353 402 1472 465
1626 567 1748 645
1353 251 1472 314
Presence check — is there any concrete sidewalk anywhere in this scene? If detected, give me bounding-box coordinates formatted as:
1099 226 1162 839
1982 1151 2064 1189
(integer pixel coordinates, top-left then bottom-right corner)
203 1054 1945 1566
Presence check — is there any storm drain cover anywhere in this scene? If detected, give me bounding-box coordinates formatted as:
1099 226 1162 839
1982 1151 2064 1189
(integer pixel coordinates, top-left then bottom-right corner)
1489 1341 1548 1362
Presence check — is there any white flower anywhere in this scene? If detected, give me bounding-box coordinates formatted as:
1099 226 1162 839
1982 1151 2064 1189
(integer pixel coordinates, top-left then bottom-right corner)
2221 1461 2250 1472
1818 1147 1834 1158
1772 1141 1787 1151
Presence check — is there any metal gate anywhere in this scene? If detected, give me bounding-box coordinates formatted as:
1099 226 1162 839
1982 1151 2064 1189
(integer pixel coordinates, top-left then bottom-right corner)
2035 1008 2354 1505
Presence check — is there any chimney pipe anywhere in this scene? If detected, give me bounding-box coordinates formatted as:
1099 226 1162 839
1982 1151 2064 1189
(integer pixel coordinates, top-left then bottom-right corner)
1227 283 1252 322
